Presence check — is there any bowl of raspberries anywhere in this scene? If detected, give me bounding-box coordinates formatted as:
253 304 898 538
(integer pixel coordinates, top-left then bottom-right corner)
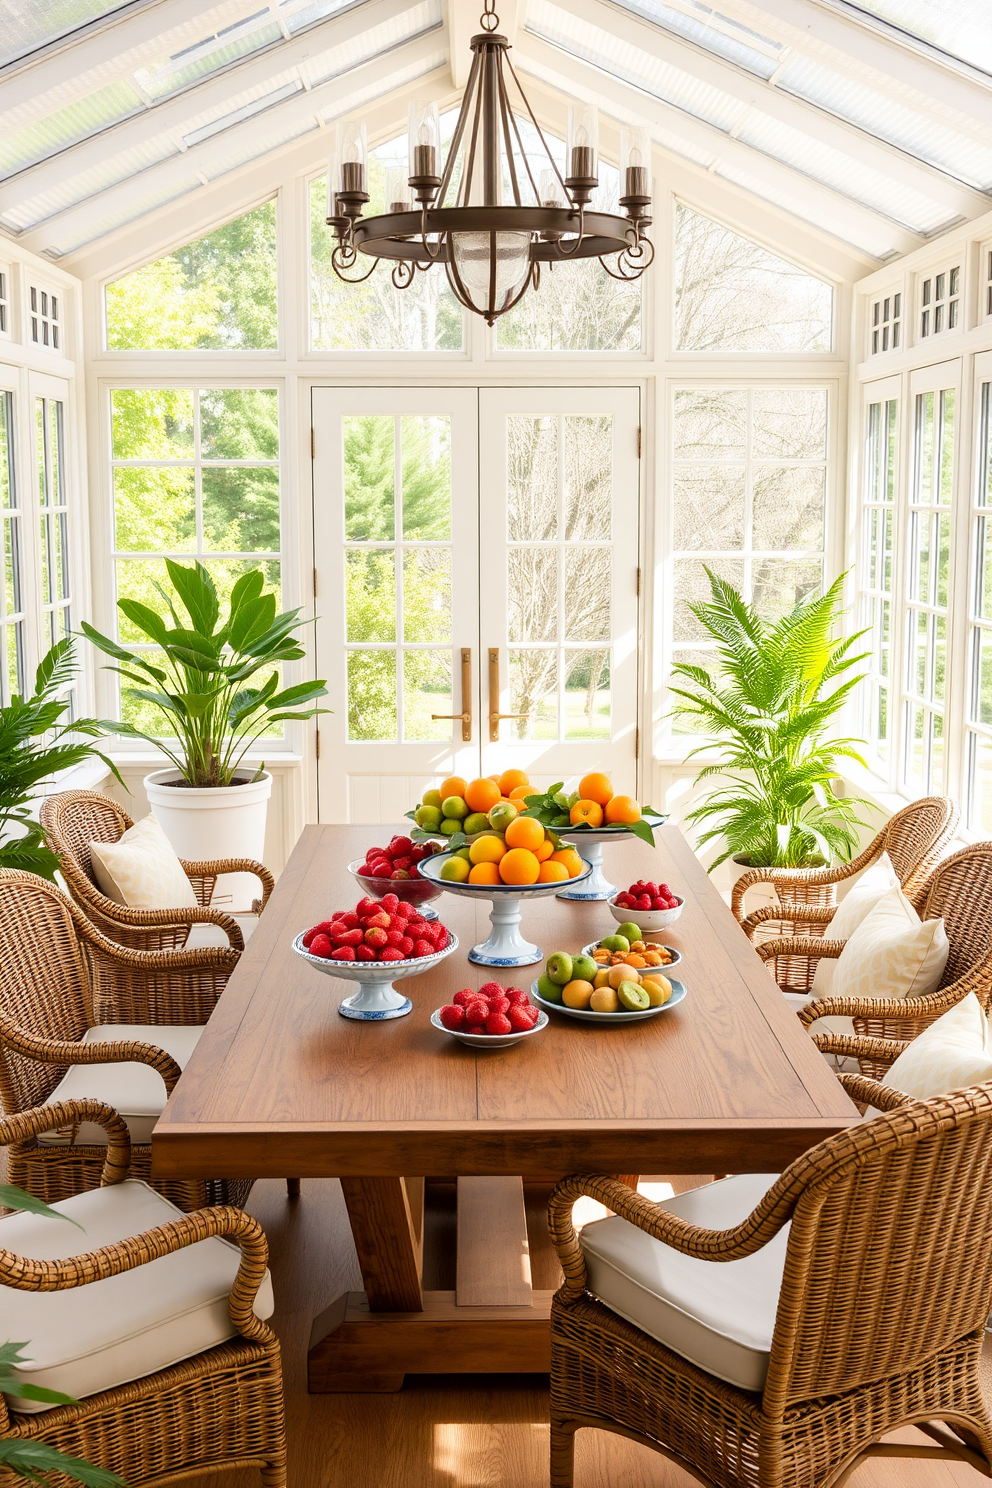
432 983 548 1048
349 835 444 914
608 880 684 931
293 894 458 1021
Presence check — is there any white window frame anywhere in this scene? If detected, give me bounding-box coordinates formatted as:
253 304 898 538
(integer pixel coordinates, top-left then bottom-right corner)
857 375 900 772
869 291 902 357
918 265 962 342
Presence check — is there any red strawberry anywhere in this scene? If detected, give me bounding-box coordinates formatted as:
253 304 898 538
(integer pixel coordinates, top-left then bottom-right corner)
391 855 412 871
356 897 378 917
381 892 400 912
340 911 359 929
479 981 503 999
410 844 428 863
366 911 390 930
332 945 356 961
486 1012 512 1035
395 902 414 919
488 995 510 1015
413 939 433 958
439 1005 466 1030
365 927 388 948
522 1004 540 1025
385 928 406 949
302 929 316 948
309 933 332 958
509 1005 536 1032
637 894 652 911
379 947 403 961
453 988 475 1007
356 944 376 961
370 864 392 879
615 893 633 908
390 835 413 857
505 987 529 1006
391 869 411 880
645 883 658 896
464 1000 489 1026
408 865 421 879
400 935 414 956
651 898 665 910
658 884 671 898
434 930 449 950
333 927 364 947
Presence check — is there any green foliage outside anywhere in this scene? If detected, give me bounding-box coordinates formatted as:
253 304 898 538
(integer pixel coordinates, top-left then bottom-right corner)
669 570 872 869
105 201 277 351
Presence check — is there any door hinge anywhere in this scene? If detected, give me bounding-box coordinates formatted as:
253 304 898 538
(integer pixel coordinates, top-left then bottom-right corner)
636 566 641 597
635 725 640 759
313 566 318 598
315 729 321 760
310 427 315 459
637 426 642 458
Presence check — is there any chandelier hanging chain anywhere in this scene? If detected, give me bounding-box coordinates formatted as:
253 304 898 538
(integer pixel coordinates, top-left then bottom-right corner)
324 2 653 322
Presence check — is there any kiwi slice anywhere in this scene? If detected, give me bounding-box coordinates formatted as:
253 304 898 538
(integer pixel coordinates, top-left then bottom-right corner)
617 979 650 1011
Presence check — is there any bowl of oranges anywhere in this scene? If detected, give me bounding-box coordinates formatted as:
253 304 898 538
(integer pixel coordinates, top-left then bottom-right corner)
549 774 667 902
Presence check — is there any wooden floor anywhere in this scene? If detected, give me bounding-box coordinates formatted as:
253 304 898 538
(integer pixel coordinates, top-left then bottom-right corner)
178 1175 989 1488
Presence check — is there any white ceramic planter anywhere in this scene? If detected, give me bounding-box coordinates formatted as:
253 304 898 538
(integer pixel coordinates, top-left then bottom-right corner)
143 767 272 913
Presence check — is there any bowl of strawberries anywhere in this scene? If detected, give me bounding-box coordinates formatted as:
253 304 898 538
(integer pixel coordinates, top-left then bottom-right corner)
607 879 684 930
293 893 457 1021
349 835 444 915
432 982 548 1048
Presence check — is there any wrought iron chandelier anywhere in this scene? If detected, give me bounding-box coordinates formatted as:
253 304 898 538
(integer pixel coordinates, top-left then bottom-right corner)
325 0 654 325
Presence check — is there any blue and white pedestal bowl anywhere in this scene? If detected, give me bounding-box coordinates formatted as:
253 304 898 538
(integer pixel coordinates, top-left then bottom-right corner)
556 815 669 902
417 854 592 967
291 930 459 1020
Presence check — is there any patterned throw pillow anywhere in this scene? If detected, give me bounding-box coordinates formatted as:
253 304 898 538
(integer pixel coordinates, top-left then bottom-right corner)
810 851 898 997
881 993 992 1099
89 813 198 910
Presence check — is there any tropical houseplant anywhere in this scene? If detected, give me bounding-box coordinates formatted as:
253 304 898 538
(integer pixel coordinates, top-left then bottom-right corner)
668 569 871 871
82 560 328 879
0 639 120 881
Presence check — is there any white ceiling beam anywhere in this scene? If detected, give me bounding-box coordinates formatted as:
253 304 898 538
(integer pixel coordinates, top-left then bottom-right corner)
63 70 457 278
540 0 989 222
0 0 435 210
719 0 992 135
15 34 446 257
516 34 924 257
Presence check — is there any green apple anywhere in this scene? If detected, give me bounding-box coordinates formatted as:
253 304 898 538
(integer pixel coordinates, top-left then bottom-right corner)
537 973 563 1003
571 954 597 983
600 934 629 954
546 951 572 985
441 795 468 820
422 789 442 808
488 801 518 831
415 804 442 830
440 818 462 837
439 856 470 883
617 921 642 945
463 812 490 835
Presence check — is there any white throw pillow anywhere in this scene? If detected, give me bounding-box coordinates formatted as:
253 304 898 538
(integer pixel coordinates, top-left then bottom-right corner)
89 814 197 910
880 993 992 1100
812 882 948 1037
810 852 898 997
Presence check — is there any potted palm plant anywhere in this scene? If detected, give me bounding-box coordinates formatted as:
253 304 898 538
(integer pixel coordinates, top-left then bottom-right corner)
669 570 871 873
82 561 329 882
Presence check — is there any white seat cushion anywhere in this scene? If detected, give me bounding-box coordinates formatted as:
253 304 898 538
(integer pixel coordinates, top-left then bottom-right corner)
1 1179 274 1414
39 1025 203 1146
89 815 197 911
580 1173 786 1392
185 915 257 950
809 851 898 999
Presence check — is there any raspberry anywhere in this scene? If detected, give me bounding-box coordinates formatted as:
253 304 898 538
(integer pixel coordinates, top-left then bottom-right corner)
365 927 388 948
333 927 363 947
453 988 475 1007
509 1005 536 1032
408 865 421 879
434 930 448 950
400 936 414 956
379 948 403 961
390 835 413 857
356 944 375 961
486 1012 512 1035
479 981 502 998
309 933 332 958
413 939 433 958
439 1005 466 1030
381 892 400 912
331 945 356 960
391 855 412 871
464 1000 489 1026
505 987 529 1006
385 928 406 948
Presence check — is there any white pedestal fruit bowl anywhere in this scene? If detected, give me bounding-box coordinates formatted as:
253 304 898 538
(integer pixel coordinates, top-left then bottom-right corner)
291 931 459 1021
556 813 668 902
417 853 591 967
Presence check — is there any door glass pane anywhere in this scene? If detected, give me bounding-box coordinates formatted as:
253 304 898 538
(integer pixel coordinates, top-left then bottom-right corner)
403 650 453 742
347 651 396 741
508 649 558 740
403 550 451 643
564 417 612 540
508 548 556 641
508 416 557 542
402 417 450 540
346 552 395 642
564 549 611 640
344 415 394 540
564 649 610 740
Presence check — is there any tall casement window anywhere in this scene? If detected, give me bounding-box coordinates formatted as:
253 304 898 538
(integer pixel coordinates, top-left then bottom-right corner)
109 387 280 732
0 391 25 701
903 381 956 794
35 395 70 651
860 394 898 761
967 373 992 828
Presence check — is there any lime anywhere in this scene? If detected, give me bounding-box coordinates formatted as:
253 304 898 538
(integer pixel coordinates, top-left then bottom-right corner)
617 980 650 1011
441 795 468 819
439 856 470 883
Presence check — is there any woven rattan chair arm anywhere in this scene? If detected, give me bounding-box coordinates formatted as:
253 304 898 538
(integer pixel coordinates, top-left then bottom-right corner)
838 1073 913 1110
799 976 974 1030
180 858 275 911
0 1011 182 1093
79 916 241 975
811 1031 909 1064
731 864 849 920
740 903 837 938
0 1099 131 1183
59 862 245 950
0 1205 273 1340
756 937 846 964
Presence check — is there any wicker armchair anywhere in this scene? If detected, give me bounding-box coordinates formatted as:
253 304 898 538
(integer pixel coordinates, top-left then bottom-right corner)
0 867 246 1212
548 1079 992 1488
783 840 992 1059
732 795 959 996
1 1100 286 1488
40 789 274 953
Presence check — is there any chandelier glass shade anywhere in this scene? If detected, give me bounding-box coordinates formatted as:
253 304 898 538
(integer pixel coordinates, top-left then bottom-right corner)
324 2 654 324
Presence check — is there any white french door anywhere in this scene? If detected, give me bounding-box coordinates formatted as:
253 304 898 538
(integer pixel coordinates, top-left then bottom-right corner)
313 386 641 822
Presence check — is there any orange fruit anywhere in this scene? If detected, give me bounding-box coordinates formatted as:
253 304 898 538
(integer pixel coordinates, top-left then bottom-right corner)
499 848 541 885
488 774 501 783
534 839 554 862
440 776 468 802
551 847 584 878
604 794 641 825
469 834 507 865
569 799 604 828
469 861 501 886
465 777 501 814
508 785 532 804
538 860 569 883
498 768 530 796
578 772 613 807
504 815 545 851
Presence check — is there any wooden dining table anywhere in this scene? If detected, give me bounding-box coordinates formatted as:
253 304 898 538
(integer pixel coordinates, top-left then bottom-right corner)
152 823 857 1392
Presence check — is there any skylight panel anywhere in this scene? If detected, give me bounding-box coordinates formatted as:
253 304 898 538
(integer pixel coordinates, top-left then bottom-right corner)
305 0 441 85
182 79 303 146
0 78 142 178
0 136 177 229
133 11 284 102
281 0 359 32
52 176 202 257
202 113 316 179
777 54 992 190
608 0 782 79
0 0 135 67
840 0 992 76
713 159 897 258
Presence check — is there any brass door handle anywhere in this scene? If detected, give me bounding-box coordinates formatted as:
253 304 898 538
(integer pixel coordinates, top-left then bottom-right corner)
488 647 526 742
431 648 472 742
